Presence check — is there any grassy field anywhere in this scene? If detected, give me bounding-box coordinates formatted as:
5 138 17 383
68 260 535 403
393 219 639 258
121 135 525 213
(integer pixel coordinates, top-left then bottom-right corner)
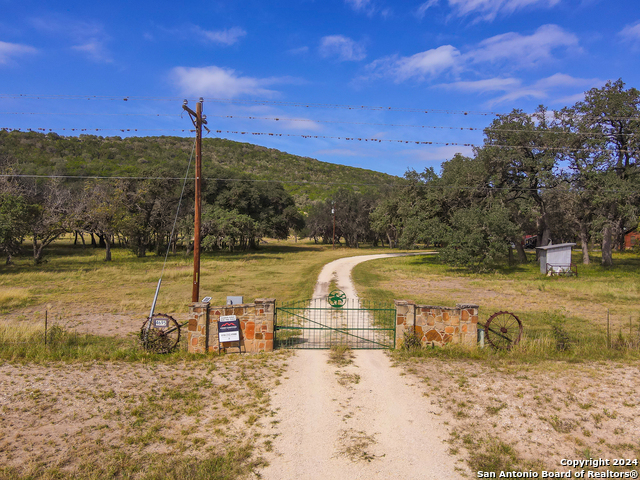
0 237 407 317
353 249 640 361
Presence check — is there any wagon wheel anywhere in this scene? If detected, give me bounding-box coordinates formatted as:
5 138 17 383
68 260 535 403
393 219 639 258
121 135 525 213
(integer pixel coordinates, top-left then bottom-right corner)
140 314 181 354
484 311 523 350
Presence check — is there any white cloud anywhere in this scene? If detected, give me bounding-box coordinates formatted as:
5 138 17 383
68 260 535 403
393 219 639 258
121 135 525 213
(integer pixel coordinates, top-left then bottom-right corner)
416 0 439 19
465 24 579 67
344 0 391 17
287 46 309 55
554 92 587 105
532 72 595 89
345 0 374 14
274 118 323 132
365 25 577 84
438 77 521 92
319 35 366 61
619 21 640 42
486 74 600 106
0 40 37 64
194 26 246 46
402 145 475 162
171 66 299 98
448 0 562 22
437 72 601 107
345 0 371 9
366 45 461 82
71 41 112 63
30 16 113 63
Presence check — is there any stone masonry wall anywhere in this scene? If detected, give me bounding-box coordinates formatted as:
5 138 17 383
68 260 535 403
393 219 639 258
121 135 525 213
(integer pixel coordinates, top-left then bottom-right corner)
394 300 478 348
187 299 275 354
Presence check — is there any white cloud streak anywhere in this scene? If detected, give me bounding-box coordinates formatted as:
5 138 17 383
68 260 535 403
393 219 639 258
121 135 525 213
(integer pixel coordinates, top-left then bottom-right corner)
171 65 299 98
319 35 366 61
194 26 246 46
619 21 640 42
0 40 37 65
416 0 439 18
71 41 113 63
448 0 562 22
366 45 460 82
365 25 577 83
438 77 522 92
466 24 579 67
30 16 113 63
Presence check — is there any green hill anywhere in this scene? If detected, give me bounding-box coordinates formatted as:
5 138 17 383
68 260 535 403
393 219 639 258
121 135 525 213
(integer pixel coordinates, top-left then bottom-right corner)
0 131 399 204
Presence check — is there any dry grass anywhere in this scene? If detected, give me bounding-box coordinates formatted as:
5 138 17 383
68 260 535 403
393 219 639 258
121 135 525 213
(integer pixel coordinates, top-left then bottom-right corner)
0 350 292 479
0 287 32 313
0 238 410 321
393 355 640 475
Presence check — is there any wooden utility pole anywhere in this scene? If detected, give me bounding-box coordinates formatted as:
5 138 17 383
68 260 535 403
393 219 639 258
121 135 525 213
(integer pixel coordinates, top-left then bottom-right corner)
182 98 208 302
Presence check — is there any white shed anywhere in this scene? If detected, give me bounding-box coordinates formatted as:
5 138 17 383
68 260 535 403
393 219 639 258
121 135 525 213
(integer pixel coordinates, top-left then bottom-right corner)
536 243 576 275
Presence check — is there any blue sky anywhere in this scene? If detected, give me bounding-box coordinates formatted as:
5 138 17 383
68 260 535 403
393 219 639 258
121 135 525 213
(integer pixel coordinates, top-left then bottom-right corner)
1 0 639 177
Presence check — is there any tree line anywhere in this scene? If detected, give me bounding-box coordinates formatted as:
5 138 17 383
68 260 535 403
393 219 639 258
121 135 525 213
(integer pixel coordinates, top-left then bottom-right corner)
0 163 303 263
366 79 639 269
304 80 639 270
1 80 638 269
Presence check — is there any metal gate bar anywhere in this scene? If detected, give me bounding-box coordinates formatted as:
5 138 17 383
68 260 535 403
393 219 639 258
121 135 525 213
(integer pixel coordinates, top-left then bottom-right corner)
275 298 396 350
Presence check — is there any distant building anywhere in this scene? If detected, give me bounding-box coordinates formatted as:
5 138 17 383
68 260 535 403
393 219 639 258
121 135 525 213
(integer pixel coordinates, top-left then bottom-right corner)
625 231 640 249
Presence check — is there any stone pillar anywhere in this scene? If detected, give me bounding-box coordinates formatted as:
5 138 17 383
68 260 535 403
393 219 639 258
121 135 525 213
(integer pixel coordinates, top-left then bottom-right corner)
457 304 479 346
187 302 210 354
394 300 416 348
253 298 275 352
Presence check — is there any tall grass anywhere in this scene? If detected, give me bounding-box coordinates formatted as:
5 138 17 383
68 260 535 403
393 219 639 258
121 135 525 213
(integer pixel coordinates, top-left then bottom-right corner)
0 287 31 313
0 319 198 363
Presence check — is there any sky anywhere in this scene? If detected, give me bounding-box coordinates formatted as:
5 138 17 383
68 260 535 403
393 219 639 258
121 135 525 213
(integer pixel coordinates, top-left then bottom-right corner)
1 0 639 177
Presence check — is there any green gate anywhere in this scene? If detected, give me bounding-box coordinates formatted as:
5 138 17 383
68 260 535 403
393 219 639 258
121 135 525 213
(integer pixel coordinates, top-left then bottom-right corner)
275 298 396 349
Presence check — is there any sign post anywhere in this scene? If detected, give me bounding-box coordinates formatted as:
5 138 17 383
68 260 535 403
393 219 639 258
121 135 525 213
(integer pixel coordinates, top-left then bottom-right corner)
218 315 241 353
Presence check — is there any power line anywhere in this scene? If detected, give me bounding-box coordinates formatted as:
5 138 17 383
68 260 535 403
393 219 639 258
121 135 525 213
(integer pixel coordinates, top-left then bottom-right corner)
0 112 180 117
4 93 640 122
1 113 638 137
2 126 637 154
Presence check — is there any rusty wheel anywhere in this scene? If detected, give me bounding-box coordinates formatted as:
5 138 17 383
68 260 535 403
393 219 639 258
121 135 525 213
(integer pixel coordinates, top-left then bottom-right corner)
140 314 181 354
485 311 523 350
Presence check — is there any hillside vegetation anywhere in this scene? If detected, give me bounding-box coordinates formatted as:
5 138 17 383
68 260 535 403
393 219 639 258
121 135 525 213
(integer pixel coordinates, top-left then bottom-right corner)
0 131 398 202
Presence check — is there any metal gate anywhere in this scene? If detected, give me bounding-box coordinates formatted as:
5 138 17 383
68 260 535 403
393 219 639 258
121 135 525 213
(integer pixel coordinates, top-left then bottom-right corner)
275 298 396 349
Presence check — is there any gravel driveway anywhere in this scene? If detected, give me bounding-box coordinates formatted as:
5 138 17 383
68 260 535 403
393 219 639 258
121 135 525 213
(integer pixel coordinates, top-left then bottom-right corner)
259 253 465 479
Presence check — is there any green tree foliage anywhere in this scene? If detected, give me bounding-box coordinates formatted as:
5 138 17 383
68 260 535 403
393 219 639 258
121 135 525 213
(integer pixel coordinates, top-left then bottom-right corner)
557 79 640 266
306 189 379 247
0 192 32 263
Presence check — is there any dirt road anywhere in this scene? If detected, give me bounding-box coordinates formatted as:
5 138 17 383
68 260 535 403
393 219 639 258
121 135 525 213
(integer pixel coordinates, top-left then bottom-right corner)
259 253 465 479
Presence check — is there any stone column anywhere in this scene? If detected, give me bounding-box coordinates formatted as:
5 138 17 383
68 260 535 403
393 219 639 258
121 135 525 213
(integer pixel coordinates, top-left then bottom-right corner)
394 300 416 348
457 303 479 346
187 302 210 354
254 298 275 352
